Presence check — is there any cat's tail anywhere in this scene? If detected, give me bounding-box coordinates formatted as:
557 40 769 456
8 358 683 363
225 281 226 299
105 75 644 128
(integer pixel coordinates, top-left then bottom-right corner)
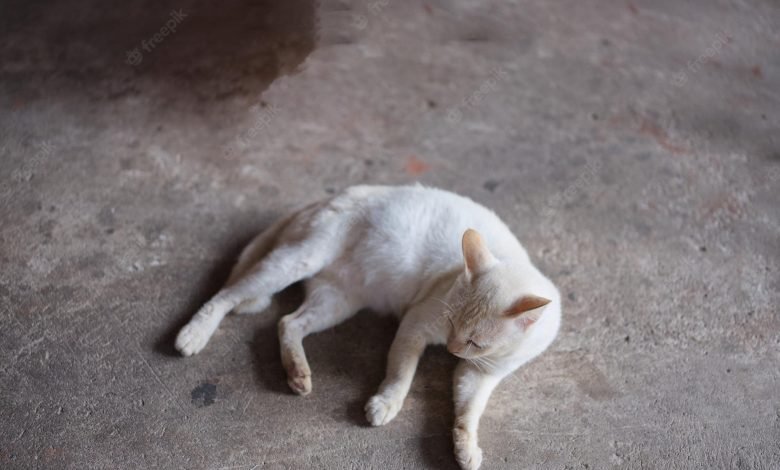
224 212 297 287
175 203 347 355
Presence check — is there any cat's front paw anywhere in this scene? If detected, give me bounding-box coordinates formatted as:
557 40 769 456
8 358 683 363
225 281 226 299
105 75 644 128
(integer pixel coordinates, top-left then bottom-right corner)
455 446 482 470
365 394 402 426
175 321 213 356
454 427 483 470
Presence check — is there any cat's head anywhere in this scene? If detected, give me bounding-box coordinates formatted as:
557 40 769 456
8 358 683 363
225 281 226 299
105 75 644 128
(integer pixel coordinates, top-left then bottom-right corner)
445 229 552 359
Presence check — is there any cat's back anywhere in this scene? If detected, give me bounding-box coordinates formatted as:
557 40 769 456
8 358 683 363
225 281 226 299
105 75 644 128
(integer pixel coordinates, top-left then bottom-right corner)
343 184 523 254
336 184 495 220
318 185 529 312
331 184 526 270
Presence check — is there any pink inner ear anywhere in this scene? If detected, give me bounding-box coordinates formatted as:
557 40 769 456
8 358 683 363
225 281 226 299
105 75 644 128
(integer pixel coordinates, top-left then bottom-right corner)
507 295 552 317
462 229 497 276
518 316 537 329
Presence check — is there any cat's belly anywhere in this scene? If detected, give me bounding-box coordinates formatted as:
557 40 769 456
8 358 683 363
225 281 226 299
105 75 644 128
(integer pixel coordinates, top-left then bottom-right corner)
322 259 431 315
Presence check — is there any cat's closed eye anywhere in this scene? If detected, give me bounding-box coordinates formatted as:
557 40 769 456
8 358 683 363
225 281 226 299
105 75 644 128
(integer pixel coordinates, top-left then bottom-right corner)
467 339 484 349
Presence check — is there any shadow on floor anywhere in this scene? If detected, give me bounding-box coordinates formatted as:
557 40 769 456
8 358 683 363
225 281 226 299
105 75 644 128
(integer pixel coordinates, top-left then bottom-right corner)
0 0 317 100
150 216 464 466
153 220 280 357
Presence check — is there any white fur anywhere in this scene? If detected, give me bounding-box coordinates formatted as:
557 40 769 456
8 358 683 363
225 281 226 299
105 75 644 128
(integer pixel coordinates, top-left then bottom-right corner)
175 184 561 469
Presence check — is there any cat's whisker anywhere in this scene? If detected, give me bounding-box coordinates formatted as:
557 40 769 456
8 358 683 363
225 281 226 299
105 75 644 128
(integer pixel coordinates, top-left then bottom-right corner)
479 355 497 368
468 358 486 374
474 357 490 373
472 356 498 374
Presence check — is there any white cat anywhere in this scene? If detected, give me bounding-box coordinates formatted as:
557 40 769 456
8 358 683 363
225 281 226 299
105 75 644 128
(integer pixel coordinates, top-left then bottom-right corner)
175 184 561 470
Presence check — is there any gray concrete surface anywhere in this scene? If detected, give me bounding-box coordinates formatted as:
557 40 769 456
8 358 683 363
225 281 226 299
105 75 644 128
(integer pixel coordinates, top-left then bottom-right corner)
1 0 779 468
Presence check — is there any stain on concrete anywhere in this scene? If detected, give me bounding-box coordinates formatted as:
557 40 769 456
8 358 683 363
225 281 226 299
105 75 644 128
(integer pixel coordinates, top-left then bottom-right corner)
404 155 430 176
483 179 500 192
637 118 689 156
97 206 116 227
37 218 56 241
191 382 217 407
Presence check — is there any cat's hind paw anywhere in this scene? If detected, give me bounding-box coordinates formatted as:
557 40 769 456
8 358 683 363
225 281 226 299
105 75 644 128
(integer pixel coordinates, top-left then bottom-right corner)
365 394 402 426
175 321 214 356
287 372 312 396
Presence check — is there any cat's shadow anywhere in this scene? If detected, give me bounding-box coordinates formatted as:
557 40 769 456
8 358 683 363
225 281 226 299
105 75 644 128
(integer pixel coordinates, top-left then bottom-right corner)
155 224 460 467
5 0 318 100
416 346 460 470
249 282 305 396
249 300 399 410
249 294 460 469
152 225 271 358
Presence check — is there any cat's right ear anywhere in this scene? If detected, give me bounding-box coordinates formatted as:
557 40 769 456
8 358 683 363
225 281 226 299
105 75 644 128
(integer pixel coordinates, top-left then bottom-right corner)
462 229 498 280
505 295 552 329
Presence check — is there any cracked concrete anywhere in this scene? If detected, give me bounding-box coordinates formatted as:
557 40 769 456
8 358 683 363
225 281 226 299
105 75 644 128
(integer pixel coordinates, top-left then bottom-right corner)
1 0 779 468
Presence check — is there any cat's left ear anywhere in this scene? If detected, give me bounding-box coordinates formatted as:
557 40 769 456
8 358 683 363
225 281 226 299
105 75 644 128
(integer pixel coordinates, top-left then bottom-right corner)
505 295 552 329
462 229 498 280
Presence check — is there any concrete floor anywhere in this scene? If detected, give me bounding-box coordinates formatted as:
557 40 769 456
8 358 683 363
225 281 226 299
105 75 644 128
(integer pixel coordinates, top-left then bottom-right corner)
1 0 779 468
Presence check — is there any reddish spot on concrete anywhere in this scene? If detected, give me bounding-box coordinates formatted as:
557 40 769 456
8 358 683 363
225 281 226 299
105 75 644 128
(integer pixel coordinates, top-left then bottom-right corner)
728 94 753 109
751 65 763 79
627 1 639 15
702 192 745 222
424 4 433 15
638 119 689 156
607 114 624 128
43 446 65 462
405 155 430 176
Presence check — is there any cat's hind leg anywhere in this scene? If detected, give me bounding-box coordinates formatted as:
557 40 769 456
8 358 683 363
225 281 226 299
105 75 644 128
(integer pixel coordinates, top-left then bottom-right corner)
175 213 345 356
224 211 296 288
278 277 359 395
228 209 321 315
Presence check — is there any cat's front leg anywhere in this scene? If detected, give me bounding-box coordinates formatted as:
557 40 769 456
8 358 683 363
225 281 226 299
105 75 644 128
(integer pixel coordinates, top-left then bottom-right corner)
452 361 502 470
365 312 427 426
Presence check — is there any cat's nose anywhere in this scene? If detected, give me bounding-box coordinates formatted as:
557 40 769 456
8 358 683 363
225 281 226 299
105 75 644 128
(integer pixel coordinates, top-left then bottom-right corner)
447 339 463 355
